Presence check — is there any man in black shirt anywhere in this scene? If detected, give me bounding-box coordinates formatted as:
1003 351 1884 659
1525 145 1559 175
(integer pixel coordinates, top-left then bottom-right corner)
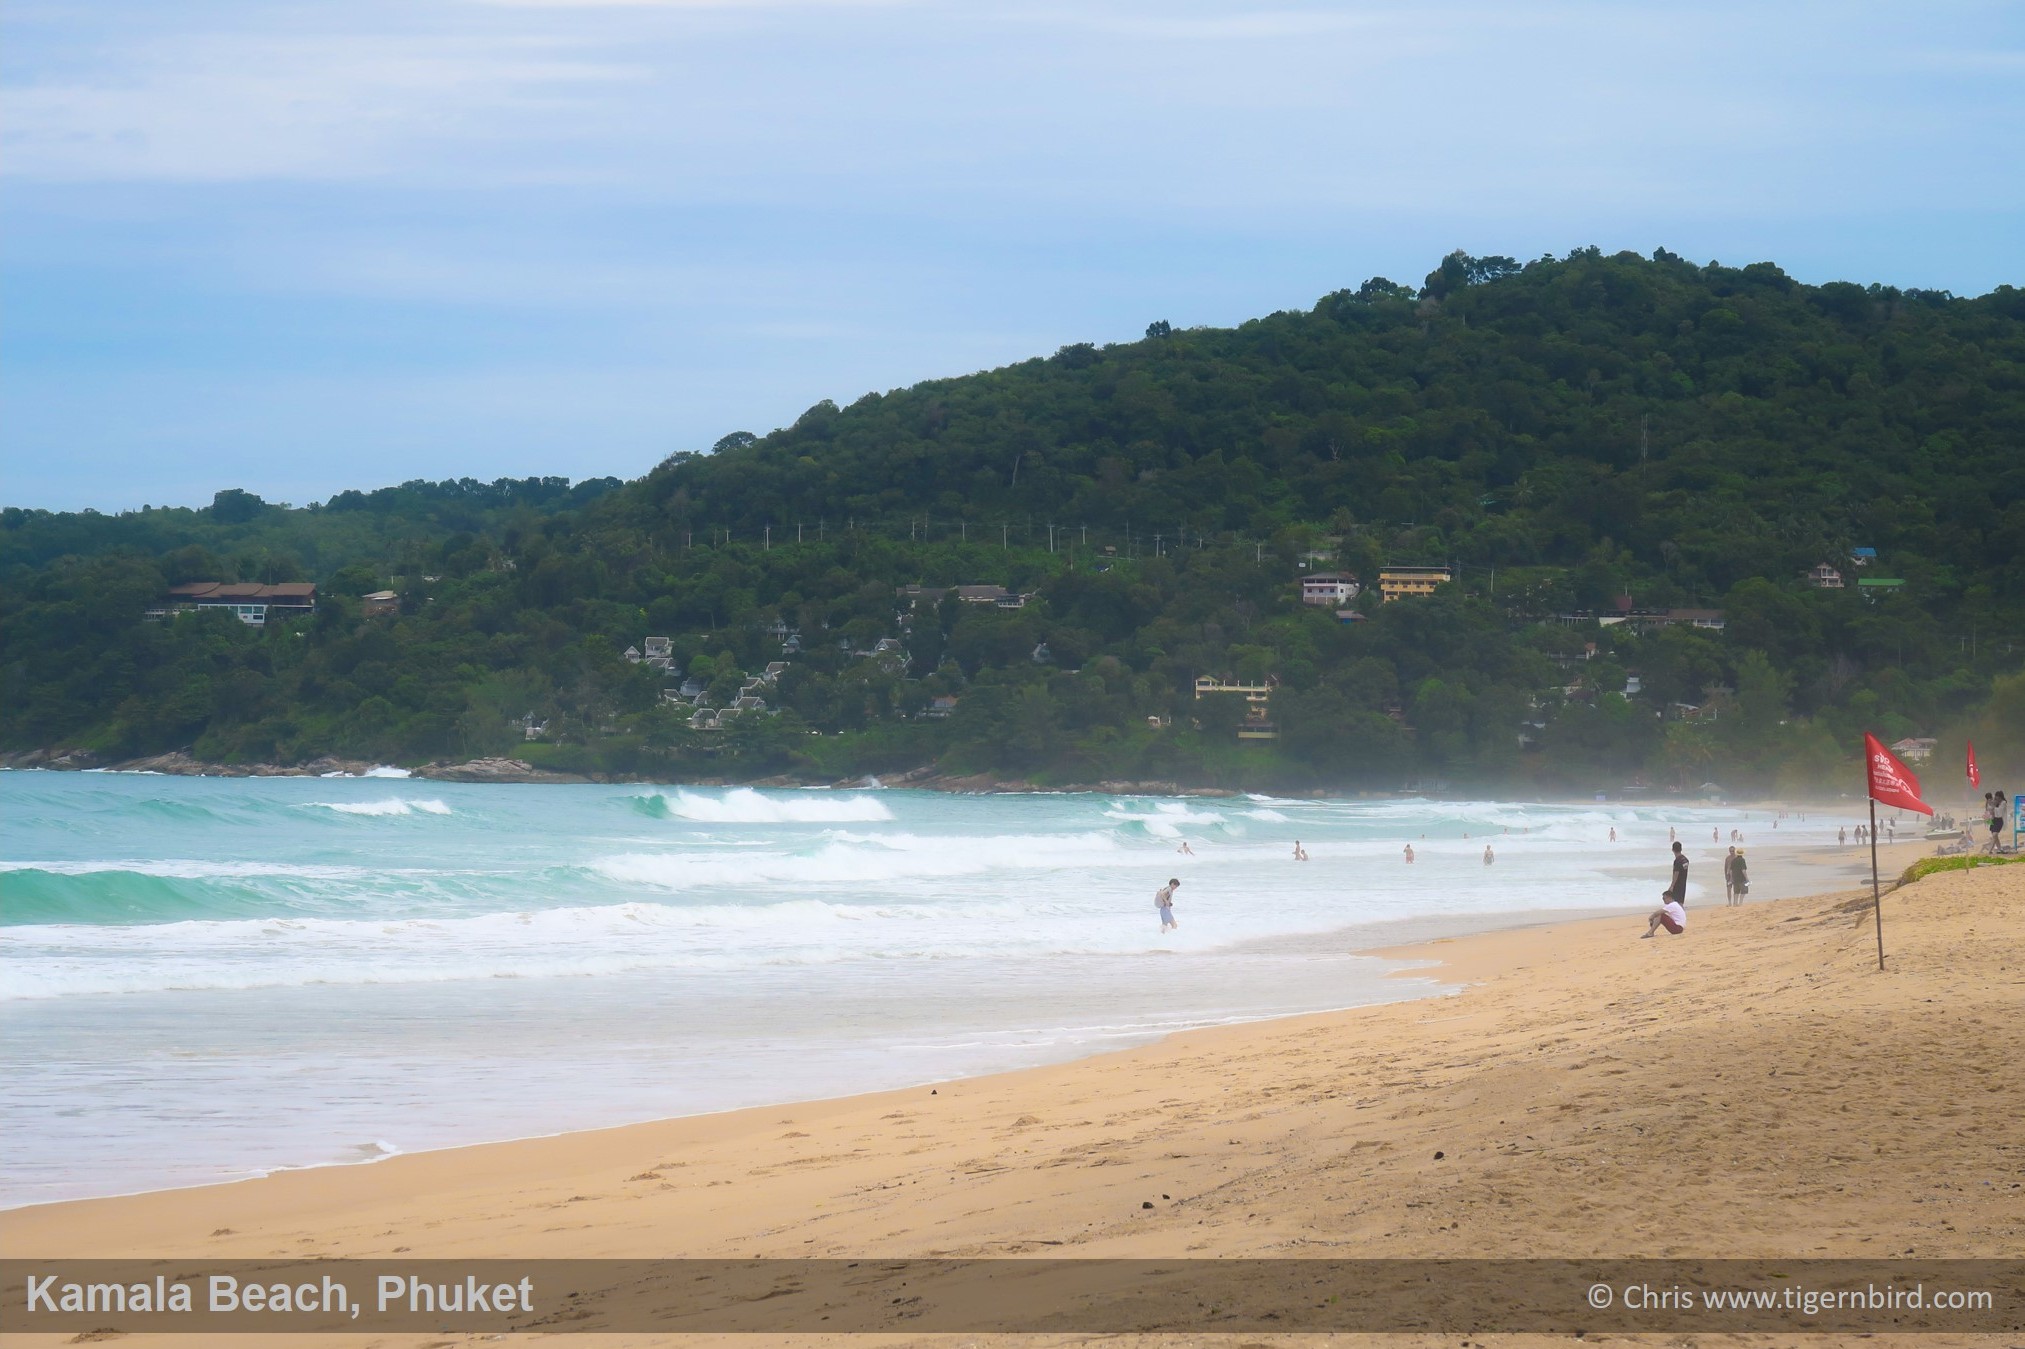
1669 840 1689 905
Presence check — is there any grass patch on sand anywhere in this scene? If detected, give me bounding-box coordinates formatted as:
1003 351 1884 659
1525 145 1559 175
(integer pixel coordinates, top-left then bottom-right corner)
1899 853 2025 886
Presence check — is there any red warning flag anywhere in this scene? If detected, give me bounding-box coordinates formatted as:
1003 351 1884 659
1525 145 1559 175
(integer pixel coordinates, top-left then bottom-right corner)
1865 732 1934 817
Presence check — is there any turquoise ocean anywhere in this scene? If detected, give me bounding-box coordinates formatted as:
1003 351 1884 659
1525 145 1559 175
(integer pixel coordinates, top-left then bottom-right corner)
1 771 1819 1206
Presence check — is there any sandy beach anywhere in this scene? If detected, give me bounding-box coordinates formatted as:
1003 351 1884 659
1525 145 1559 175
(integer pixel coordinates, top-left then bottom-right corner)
5 838 2020 1346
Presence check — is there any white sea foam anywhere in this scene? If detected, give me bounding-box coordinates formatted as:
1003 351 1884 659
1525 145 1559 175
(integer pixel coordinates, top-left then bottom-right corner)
595 830 1134 892
1245 808 1291 822
364 766 412 778
1102 800 1227 837
0 859 384 880
307 798 453 817
0 896 1039 998
649 787 894 824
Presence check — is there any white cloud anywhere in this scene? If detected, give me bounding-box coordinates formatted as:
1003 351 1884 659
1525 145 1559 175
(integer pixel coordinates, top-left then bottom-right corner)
1 31 644 181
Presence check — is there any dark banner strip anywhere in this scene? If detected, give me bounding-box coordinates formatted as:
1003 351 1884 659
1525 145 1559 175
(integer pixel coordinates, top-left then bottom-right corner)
3 1259 2019 1334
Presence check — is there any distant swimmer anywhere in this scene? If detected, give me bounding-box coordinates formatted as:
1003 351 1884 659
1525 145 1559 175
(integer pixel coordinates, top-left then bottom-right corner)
1609 826 1618 843
1669 827 1677 843
1403 844 1415 864
1482 844 1494 866
1155 878 1179 932
1176 840 1194 855
1712 827 1719 843
1292 841 1308 862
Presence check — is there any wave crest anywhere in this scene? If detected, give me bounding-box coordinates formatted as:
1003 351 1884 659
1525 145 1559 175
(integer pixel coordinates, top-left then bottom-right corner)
635 788 894 824
1103 800 1227 838
305 798 453 817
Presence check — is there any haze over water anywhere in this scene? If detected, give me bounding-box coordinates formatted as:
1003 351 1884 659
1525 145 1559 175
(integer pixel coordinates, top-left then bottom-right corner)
1 772 1828 1206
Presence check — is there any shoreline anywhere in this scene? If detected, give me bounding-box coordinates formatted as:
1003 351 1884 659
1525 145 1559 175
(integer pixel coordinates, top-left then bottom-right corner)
0 841 1949 1246
3 750 1944 812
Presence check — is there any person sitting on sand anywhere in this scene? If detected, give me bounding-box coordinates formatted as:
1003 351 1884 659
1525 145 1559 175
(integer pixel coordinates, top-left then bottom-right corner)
1643 892 1687 938
1155 878 1179 932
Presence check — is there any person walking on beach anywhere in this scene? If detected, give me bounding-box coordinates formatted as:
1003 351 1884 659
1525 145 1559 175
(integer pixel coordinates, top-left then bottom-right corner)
1839 826 1846 846
1155 878 1179 932
1403 844 1415 864
1722 846 1741 904
1731 848 1748 901
1668 840 1689 907
1643 891 1687 938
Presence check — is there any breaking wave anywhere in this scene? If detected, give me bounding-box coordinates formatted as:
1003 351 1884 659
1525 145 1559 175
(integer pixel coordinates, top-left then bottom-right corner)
306 798 453 817
632 788 894 824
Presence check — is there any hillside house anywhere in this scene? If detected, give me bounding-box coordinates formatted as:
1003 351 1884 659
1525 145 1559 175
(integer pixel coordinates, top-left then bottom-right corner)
1808 564 1844 589
361 590 400 617
1298 573 1359 606
149 581 318 627
1377 565 1452 602
1193 675 1275 702
1236 705 1278 740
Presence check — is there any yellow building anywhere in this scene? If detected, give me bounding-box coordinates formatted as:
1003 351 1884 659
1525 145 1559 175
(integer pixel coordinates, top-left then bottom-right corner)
1378 565 1453 603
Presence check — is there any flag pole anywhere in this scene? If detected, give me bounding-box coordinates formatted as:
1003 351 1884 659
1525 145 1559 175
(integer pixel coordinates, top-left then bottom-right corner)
1869 796 1885 971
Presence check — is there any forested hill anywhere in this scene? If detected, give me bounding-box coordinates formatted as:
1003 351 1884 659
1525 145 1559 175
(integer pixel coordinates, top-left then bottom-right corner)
633 248 2024 596
5 248 2023 794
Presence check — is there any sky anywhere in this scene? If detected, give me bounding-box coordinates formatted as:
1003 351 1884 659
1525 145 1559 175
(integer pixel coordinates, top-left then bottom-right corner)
2 1 2021 512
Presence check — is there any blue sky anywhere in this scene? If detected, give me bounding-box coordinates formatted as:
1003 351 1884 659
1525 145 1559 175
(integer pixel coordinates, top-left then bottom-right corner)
3 0 2020 511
